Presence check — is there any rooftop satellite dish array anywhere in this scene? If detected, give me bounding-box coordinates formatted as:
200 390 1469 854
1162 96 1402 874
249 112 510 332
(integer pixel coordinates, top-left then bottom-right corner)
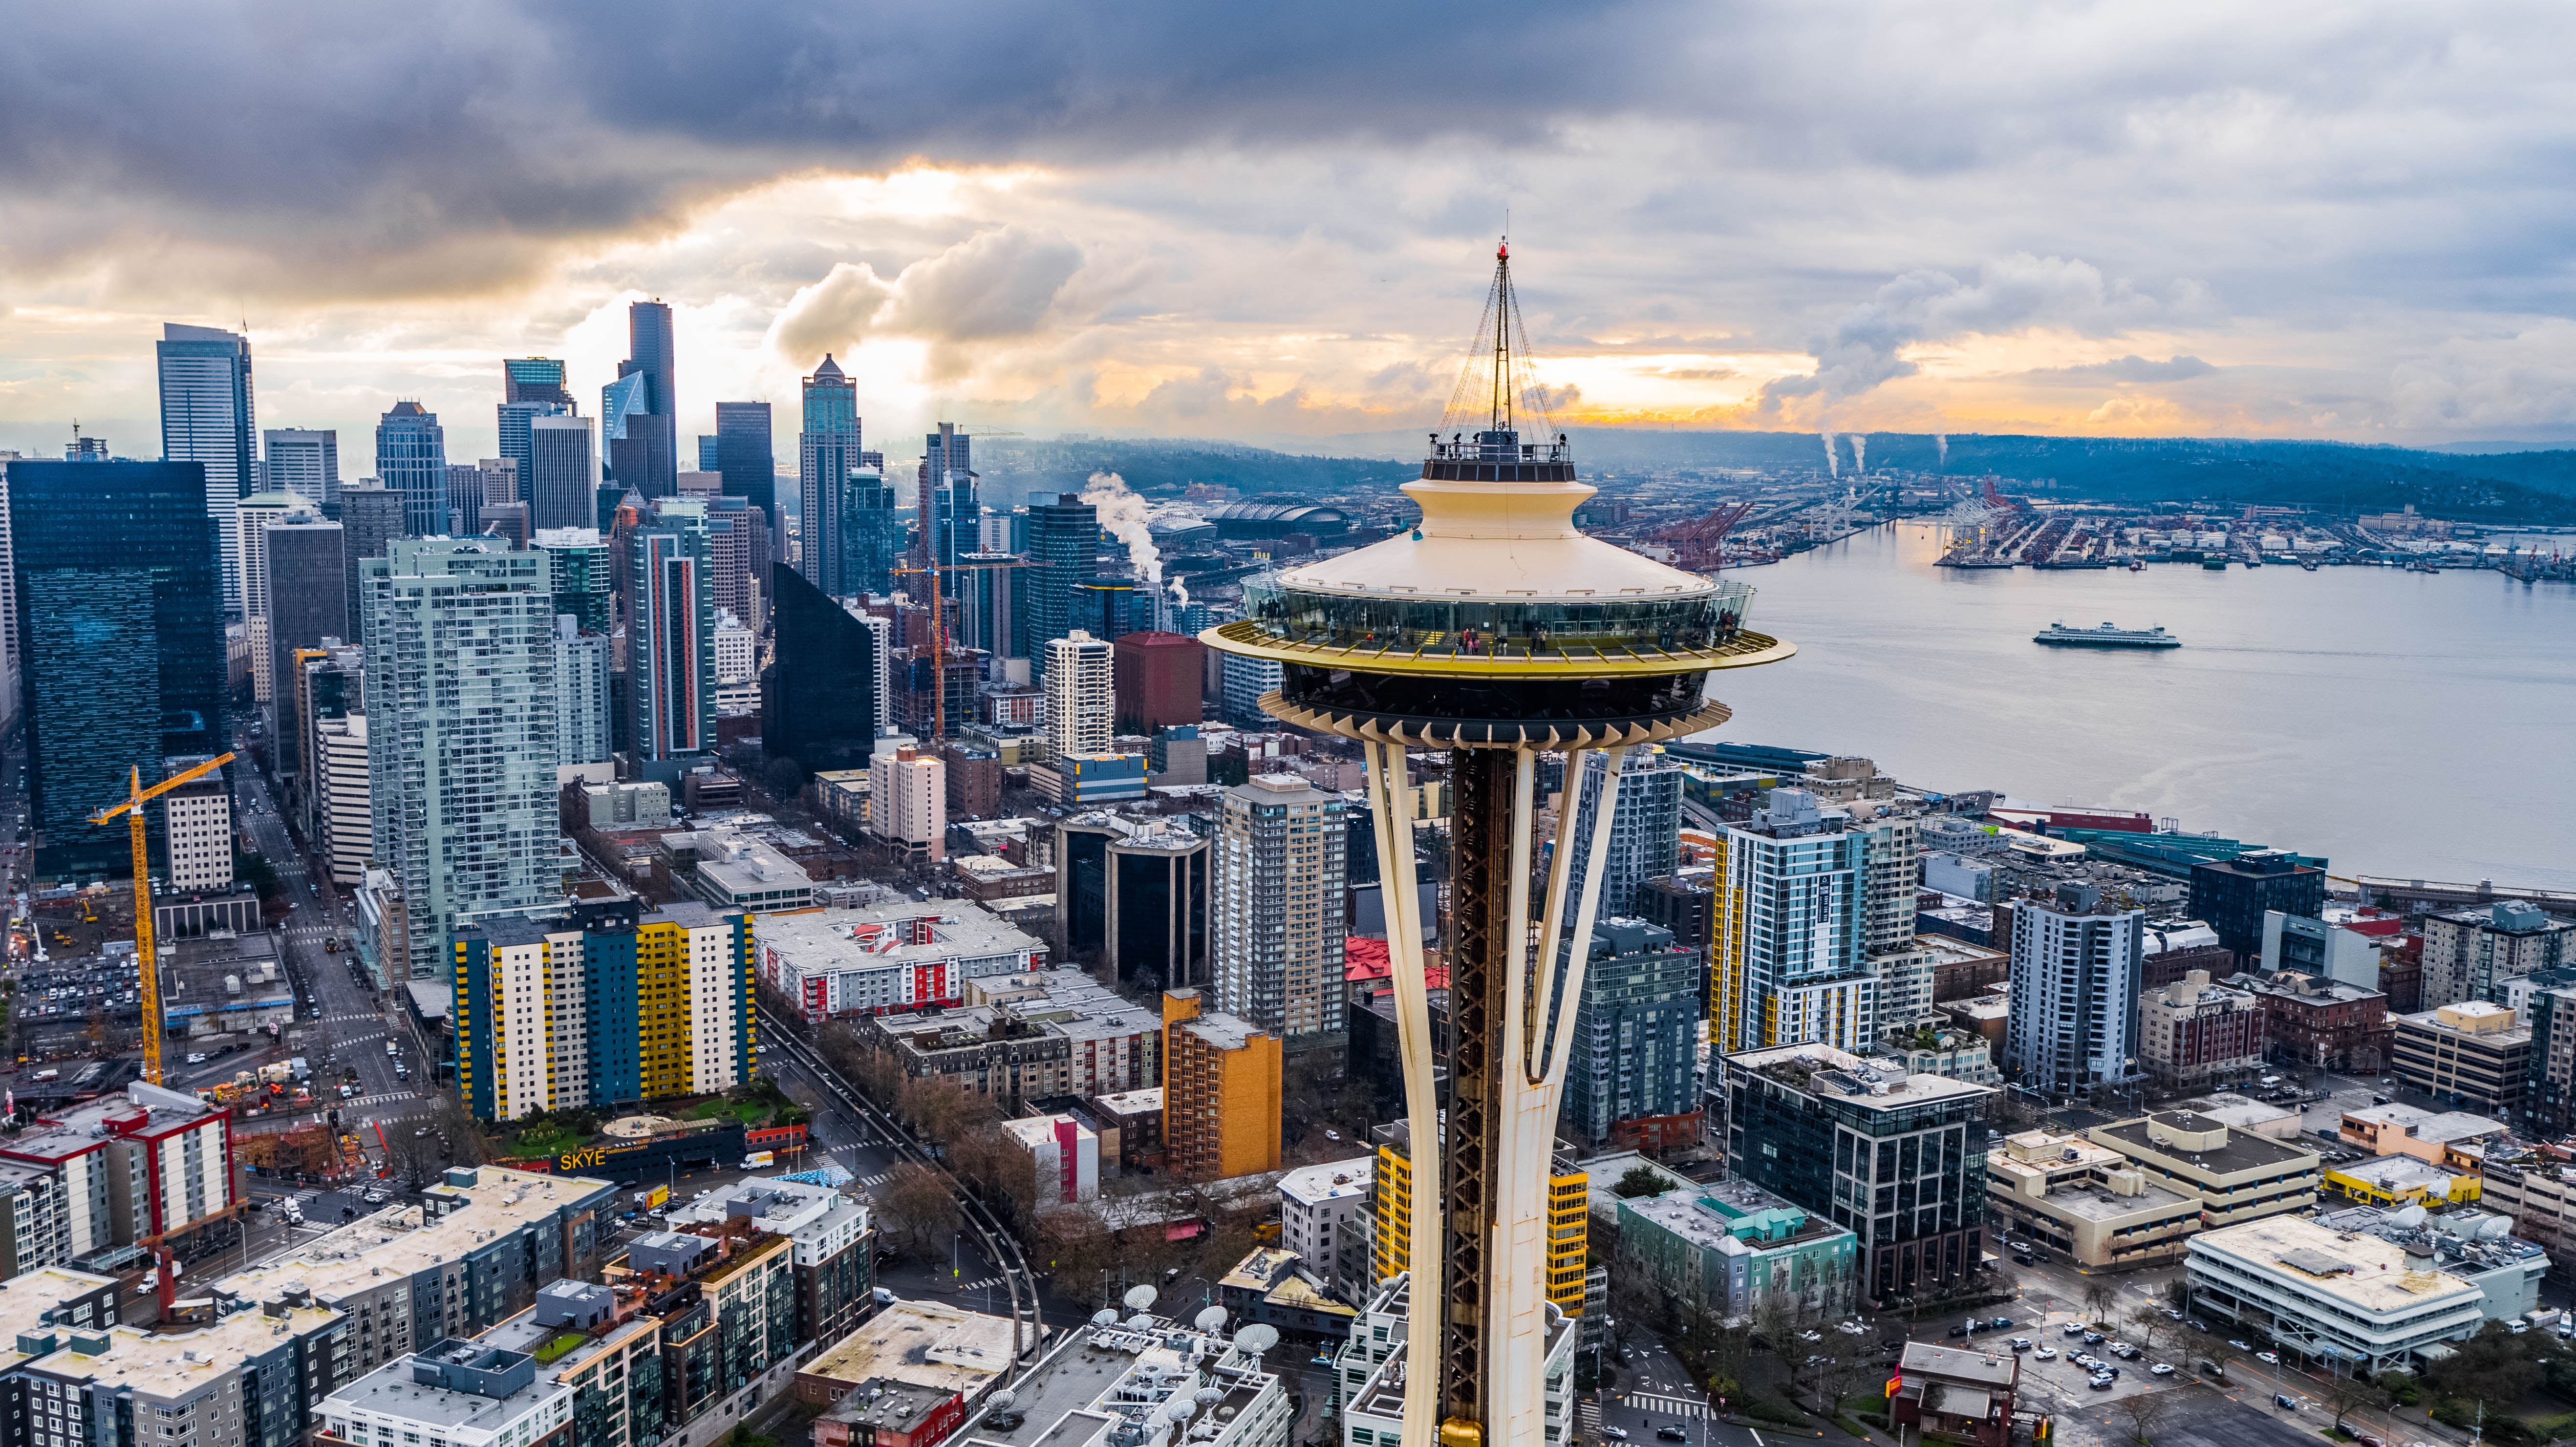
1125 1285 1159 1310
1195 1306 1227 1332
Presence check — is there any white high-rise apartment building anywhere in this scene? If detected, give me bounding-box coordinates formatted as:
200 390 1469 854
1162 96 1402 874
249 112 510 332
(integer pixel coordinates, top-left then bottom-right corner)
1855 812 1934 1031
2004 882 2146 1096
869 745 945 863
1044 630 1114 760
261 428 339 507
552 617 612 771
363 538 558 979
847 607 895 734
161 775 235 893
1709 788 1872 1054
1214 773 1348 1041
317 715 371 886
158 323 258 616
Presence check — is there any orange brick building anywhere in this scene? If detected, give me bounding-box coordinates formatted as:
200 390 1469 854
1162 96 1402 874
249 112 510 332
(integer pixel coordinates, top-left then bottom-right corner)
1161 988 1282 1179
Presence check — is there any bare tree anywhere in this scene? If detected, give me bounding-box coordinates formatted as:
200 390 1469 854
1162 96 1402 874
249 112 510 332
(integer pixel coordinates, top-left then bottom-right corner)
2323 1371 2388 1432
2123 1305 2172 1358
878 1162 960 1252
2083 1279 2119 1326
2116 1389 2176 1445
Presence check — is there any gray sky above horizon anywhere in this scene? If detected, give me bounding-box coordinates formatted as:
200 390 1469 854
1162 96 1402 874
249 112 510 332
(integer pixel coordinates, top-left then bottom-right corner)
6 0 2576 469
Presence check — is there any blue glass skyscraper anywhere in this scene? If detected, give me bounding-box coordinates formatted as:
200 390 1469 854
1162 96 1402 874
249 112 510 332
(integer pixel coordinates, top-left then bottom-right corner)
8 461 225 876
157 323 257 617
796 356 862 588
375 401 450 536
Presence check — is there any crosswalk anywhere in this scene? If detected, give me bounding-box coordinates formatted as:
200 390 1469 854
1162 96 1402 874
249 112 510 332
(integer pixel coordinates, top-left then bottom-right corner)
1577 1402 1604 1434
854 1170 895 1191
1621 1393 1709 1420
948 1276 1007 1294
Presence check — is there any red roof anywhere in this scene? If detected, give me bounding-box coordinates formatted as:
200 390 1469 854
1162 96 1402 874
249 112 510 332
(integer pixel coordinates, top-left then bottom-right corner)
1344 936 1447 988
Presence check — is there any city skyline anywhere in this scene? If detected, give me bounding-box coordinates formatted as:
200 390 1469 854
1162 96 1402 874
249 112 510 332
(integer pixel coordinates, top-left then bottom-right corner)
8 5 2576 461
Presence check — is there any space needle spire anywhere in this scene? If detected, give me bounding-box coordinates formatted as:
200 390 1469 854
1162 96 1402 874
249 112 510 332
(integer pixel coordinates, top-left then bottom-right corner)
1204 242 1794 1447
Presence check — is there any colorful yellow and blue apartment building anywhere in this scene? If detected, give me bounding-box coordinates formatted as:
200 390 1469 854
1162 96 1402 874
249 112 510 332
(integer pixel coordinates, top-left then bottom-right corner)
452 897 755 1122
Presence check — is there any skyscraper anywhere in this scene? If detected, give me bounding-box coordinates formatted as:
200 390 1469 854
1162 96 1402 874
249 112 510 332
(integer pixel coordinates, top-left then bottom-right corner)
795 355 861 588
600 370 662 497
1212 773 1348 1043
1708 788 1872 1054
1580 749 1683 916
763 564 880 774
605 301 677 498
156 323 257 616
261 428 339 507
626 501 715 771
1556 919 1703 1148
262 517 348 782
2004 882 2146 1096
921 426 975 569
713 401 774 518
8 461 226 877
374 402 449 537
496 400 567 488
1042 631 1114 760
553 617 612 769
1022 492 1096 674
531 527 612 634
526 414 596 532
820 466 899 599
362 537 558 979
502 356 572 406
334 482 405 638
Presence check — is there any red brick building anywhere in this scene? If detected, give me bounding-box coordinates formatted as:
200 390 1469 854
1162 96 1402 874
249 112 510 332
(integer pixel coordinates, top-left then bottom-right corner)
2240 969 2393 1072
1113 631 1205 733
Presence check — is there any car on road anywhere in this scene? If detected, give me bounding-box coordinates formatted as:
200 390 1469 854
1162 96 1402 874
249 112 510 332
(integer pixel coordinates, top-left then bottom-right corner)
1599 1430 1628 1442
2228 1340 2254 1352
1309 1355 1332 1366
2082 1331 2104 1345
2061 1323 2085 1337
2149 1363 2174 1376
2032 1347 2058 1361
2164 1309 2184 1320
2274 1394 2302 1411
2188 1320 2209 1332
186 1053 207 1064
1654 1429 1688 1443
2256 1351 2279 1364
2008 1338 2032 1352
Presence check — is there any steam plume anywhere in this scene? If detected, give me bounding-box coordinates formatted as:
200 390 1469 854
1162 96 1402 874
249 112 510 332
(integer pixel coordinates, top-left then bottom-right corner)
1934 433 1949 468
1820 428 1839 478
1849 435 1868 474
1079 469 1167 601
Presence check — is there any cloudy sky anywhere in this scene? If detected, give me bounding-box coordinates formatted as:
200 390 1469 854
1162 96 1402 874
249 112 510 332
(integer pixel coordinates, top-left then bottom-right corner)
5 0 2575 471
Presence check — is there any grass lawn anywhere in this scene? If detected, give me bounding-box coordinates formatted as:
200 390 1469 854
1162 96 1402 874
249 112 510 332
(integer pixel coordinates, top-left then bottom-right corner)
683 1097 769 1126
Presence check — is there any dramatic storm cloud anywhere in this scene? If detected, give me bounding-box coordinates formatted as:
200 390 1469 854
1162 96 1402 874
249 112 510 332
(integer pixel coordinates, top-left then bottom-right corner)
7 0 2576 462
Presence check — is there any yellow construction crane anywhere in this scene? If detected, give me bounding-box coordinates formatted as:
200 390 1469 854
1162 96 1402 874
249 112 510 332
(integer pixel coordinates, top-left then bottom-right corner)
88 752 235 1086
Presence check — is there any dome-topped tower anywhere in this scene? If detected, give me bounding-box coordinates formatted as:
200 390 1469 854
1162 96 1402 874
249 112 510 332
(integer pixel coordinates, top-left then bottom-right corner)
1202 243 1792 1447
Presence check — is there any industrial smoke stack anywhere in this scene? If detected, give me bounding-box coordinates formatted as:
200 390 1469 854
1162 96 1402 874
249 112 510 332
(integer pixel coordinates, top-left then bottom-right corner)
1934 433 1949 468
1821 428 1839 478
1849 435 1868 474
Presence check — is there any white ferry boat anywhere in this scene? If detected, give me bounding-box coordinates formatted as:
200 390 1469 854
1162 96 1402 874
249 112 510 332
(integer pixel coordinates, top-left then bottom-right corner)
2034 620 2181 649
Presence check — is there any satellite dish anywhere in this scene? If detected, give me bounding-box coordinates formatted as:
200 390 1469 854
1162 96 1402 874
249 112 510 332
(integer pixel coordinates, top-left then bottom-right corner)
989 1391 1017 1410
1236 1325 1280 1356
1194 1388 1224 1406
1127 1313 1156 1330
2481 1215 2515 1240
1195 1306 1228 1332
1092 1309 1119 1327
2391 1205 2427 1228
1125 1284 1160 1311
1166 1403 1195 1424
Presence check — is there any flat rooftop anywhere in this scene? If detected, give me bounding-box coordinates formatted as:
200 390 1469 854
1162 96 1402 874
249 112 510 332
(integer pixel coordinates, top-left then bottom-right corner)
1278 1157 1374 1208
801 1298 1016 1394
1726 1043 1994 1109
0 1267 121 1370
1898 1341 2019 1387
2090 1113 2320 1176
215 1168 614 1309
3 1083 222 1161
2191 1214 2484 1316
757 901 1044 965
322 1349 562 1431
30 1307 345 1402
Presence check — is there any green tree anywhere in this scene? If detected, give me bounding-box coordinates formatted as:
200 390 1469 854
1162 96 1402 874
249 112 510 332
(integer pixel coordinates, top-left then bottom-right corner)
1614 1164 1669 1199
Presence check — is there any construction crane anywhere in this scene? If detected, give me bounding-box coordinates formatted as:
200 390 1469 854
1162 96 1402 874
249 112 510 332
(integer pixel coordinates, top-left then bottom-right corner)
88 752 235 1086
888 559 1027 744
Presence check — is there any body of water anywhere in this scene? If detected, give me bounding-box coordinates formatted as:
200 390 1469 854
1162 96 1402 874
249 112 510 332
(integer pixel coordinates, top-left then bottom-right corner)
1693 524 2576 891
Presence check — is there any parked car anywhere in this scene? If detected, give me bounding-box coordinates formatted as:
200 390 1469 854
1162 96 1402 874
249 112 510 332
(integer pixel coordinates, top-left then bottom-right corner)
185 1053 207 1064
1655 1429 1689 1444
2228 1340 2254 1352
2008 1338 2033 1352
2083 1331 2104 1345
2256 1351 2279 1364
2150 1363 2175 1377
2088 1376 2113 1391
2061 1323 2086 1337
2033 1347 2058 1361
2275 1394 2302 1411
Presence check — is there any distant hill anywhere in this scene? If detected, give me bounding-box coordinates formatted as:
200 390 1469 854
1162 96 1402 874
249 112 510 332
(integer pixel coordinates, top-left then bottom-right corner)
978 430 2576 522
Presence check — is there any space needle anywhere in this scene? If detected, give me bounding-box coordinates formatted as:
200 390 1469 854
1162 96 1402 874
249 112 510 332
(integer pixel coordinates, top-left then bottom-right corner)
1203 242 1795 1447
